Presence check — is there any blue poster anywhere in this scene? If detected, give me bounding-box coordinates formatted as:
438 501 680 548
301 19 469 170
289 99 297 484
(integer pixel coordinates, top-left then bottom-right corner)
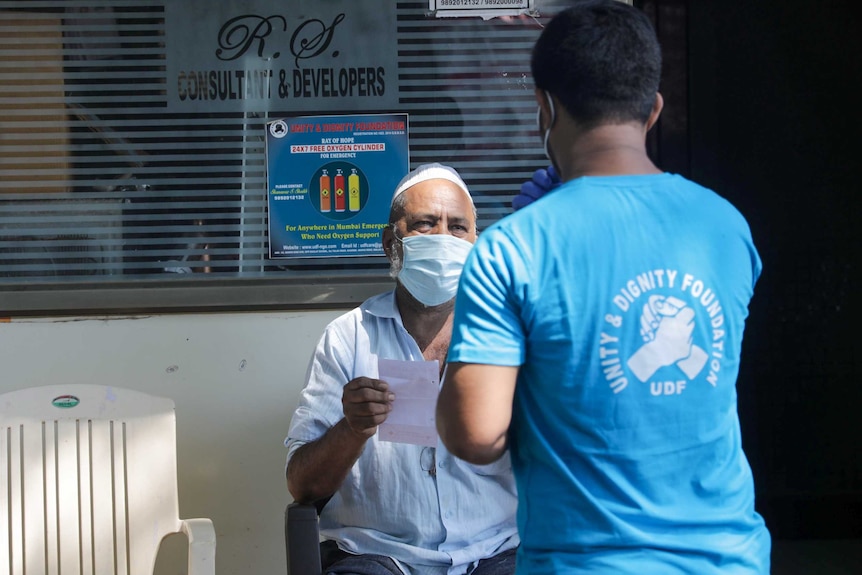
265 113 408 258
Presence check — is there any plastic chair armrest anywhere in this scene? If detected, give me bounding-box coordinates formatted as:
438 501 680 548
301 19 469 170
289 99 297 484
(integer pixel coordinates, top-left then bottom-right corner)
181 518 217 575
286 502 322 575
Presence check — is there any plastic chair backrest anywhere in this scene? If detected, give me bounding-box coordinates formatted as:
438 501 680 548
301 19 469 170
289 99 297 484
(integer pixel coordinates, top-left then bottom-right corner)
0 384 215 575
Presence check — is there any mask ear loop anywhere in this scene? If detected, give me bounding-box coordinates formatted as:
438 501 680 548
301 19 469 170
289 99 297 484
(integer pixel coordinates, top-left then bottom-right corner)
545 92 557 127
536 91 557 131
542 92 557 163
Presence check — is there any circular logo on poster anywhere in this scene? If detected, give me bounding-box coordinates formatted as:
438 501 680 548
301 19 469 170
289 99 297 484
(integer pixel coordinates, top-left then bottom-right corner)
269 120 288 138
309 162 368 220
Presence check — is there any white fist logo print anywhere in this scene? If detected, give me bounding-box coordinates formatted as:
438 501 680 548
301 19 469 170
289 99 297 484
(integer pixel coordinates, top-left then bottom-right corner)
627 295 709 382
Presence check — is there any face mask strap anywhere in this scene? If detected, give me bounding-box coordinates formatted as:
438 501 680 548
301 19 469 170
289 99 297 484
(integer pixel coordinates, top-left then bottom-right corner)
537 91 556 132
545 91 556 129
542 92 557 167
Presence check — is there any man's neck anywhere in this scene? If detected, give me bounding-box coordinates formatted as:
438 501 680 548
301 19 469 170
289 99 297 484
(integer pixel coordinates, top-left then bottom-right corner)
395 286 454 356
557 123 661 181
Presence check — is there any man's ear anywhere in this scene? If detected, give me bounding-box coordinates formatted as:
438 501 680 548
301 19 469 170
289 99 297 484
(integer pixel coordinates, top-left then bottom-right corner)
381 225 396 260
535 88 555 132
645 92 664 132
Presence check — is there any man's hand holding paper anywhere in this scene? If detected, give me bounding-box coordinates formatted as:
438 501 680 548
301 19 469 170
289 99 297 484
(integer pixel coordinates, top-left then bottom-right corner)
342 376 395 439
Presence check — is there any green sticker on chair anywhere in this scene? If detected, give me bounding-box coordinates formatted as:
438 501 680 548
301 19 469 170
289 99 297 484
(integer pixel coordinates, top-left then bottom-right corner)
52 395 80 408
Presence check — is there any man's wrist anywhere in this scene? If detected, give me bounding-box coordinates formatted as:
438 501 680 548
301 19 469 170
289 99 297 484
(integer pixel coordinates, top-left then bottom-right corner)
340 417 375 442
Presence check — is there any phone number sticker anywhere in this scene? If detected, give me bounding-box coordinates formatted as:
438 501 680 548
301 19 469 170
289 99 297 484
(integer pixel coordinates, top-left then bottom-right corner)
429 0 533 18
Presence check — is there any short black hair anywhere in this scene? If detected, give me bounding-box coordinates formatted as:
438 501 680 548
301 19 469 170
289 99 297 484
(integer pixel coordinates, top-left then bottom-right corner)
531 0 661 128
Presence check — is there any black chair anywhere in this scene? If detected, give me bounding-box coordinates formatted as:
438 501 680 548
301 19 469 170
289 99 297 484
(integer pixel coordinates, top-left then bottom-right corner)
285 498 331 575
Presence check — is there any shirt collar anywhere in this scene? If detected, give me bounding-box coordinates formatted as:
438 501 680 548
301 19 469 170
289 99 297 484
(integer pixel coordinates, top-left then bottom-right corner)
364 289 402 322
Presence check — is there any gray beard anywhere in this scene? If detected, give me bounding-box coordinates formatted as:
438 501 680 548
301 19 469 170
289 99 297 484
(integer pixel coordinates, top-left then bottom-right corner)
388 249 402 279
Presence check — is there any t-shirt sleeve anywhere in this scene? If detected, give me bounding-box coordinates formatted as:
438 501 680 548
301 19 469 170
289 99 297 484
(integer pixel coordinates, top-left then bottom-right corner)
448 229 527 367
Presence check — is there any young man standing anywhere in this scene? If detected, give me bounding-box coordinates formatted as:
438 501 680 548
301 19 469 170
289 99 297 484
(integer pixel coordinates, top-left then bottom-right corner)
437 2 771 573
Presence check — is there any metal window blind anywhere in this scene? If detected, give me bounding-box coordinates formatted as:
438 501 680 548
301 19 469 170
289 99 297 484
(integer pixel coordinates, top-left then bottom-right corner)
0 1 549 312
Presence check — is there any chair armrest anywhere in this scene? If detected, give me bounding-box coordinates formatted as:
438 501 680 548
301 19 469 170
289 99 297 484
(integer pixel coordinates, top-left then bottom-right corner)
286 502 322 575
181 518 217 575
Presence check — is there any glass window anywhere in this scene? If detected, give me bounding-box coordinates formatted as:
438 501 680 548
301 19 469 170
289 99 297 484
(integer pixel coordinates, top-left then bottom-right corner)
0 1 577 314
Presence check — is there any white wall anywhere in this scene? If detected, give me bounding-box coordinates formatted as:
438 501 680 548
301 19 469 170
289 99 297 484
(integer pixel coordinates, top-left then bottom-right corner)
0 309 346 575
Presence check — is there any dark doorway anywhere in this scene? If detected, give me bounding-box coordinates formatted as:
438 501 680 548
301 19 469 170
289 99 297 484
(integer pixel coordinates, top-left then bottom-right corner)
642 0 860 541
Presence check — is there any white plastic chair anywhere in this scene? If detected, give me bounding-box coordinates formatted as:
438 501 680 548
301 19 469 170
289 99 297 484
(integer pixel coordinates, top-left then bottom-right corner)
0 384 216 575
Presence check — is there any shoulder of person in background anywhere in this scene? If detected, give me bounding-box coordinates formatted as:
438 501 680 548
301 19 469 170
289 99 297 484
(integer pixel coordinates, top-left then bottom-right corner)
512 165 560 210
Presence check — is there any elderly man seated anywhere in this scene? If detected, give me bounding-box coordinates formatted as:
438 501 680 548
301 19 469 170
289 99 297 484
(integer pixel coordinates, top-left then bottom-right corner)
285 163 519 575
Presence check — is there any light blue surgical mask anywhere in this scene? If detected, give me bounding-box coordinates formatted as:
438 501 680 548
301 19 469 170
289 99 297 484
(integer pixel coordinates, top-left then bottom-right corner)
396 234 473 307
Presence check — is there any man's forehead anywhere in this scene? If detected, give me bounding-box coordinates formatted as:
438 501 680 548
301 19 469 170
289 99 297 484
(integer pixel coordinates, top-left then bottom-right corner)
399 179 473 210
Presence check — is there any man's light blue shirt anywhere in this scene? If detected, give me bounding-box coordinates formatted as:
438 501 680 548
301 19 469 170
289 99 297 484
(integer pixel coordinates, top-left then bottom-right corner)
286 291 519 575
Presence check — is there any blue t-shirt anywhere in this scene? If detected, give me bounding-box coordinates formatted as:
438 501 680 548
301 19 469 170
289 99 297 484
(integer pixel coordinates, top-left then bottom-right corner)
449 174 771 574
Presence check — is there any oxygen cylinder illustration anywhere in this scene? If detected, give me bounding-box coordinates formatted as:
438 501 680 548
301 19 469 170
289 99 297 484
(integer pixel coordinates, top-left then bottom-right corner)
334 168 346 212
319 169 331 213
348 168 360 212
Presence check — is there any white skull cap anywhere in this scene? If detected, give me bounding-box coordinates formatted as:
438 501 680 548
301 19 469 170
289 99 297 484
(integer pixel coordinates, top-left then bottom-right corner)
392 163 473 205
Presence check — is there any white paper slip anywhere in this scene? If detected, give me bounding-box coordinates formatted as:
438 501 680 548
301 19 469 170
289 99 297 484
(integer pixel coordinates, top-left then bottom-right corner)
377 358 440 447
